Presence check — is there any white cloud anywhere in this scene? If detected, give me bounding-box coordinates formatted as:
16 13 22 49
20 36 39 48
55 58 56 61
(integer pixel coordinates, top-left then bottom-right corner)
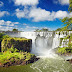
0 20 19 26
0 25 14 31
14 22 19 24
29 8 69 22
6 21 11 24
0 20 20 31
23 23 27 25
0 11 9 17
14 0 70 22
0 1 4 7
15 7 70 22
24 25 38 32
25 26 38 29
14 0 39 6
0 20 5 25
15 9 25 18
29 8 56 22
15 8 29 18
53 0 69 5
54 10 68 19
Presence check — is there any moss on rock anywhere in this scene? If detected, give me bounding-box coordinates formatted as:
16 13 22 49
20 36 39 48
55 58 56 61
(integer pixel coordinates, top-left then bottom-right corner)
1 38 32 52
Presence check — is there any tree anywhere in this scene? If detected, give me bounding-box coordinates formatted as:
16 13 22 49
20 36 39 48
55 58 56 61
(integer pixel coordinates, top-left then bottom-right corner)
34 29 39 32
12 29 18 32
56 28 62 31
60 17 72 31
69 0 72 12
41 28 49 32
34 28 49 32
60 0 72 31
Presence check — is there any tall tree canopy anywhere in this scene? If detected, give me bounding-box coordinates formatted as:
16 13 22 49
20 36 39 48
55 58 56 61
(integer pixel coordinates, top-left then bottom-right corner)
12 29 18 32
34 28 49 32
69 0 72 12
60 0 72 31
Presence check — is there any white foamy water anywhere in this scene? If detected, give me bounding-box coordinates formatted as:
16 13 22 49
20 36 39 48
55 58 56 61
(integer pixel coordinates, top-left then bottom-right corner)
5 31 72 72
30 57 71 72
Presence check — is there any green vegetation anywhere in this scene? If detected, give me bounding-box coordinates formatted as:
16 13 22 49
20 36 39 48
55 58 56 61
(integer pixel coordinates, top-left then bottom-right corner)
69 0 72 12
34 28 49 32
60 0 72 31
57 34 72 54
0 58 72 72
12 29 18 32
1 37 32 52
0 63 35 72
0 33 34 67
0 33 10 52
60 17 72 31
55 28 62 31
0 48 34 64
57 0 72 54
0 33 10 42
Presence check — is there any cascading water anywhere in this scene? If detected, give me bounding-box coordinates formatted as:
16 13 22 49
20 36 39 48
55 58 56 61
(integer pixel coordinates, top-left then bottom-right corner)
30 32 71 72
32 35 53 56
5 31 72 72
31 32 60 57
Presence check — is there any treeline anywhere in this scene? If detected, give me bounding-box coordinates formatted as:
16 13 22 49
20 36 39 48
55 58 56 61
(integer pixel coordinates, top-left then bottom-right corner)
34 28 49 32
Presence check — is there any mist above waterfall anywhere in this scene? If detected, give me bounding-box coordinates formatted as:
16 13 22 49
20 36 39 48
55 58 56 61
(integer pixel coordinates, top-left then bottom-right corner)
5 32 60 56
31 34 54 56
5 31 71 57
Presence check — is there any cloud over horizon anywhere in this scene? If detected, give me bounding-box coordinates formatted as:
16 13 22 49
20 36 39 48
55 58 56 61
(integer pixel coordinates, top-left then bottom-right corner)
14 0 70 22
0 20 19 31
0 11 9 17
14 0 39 6
53 0 69 5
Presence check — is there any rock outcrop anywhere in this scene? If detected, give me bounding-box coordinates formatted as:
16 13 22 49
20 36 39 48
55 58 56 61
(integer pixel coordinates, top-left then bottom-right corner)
1 38 32 52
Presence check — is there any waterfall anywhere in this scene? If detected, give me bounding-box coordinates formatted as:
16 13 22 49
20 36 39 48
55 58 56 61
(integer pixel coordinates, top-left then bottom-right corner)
31 35 53 56
4 31 72 72
4 32 61 56
52 34 60 49
5 31 72 56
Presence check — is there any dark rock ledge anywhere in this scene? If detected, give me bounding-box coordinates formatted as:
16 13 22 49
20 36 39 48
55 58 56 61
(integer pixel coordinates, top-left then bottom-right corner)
0 56 40 67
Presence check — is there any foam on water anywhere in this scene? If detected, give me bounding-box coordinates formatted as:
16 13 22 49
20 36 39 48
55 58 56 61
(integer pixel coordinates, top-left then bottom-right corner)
5 31 72 72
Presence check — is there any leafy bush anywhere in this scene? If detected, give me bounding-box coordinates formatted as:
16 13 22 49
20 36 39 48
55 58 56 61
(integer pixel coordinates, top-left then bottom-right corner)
0 50 34 64
57 47 67 54
2 35 10 39
57 43 72 54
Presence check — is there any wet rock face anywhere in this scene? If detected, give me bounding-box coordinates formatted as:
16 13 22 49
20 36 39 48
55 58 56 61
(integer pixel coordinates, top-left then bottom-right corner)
1 38 32 52
0 41 1 52
67 59 72 64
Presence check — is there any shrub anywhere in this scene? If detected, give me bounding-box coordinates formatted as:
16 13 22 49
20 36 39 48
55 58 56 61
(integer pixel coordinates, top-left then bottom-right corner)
57 43 72 54
3 35 10 39
0 50 34 64
57 47 67 54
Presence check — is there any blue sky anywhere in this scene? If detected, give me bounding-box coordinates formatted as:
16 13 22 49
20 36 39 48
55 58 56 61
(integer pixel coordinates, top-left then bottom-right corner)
0 0 70 31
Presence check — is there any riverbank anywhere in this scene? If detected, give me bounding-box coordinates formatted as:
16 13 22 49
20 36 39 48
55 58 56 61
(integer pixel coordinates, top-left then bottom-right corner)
0 57 72 72
0 51 39 67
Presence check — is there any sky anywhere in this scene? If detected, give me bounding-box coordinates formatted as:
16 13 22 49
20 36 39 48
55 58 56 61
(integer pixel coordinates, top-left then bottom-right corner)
0 0 71 31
